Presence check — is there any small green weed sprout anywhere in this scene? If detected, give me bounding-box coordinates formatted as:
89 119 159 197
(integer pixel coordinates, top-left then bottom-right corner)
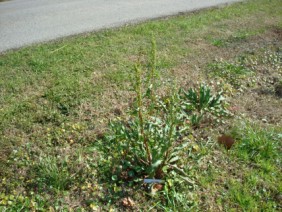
211 39 225 47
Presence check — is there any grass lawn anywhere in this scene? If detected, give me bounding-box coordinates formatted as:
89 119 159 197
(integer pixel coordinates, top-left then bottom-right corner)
0 0 281 210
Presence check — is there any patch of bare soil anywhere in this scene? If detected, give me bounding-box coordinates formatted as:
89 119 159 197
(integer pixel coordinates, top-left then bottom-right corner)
238 90 282 124
230 42 281 125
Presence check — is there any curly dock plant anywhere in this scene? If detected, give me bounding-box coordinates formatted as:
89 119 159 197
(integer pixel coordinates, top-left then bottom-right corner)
103 39 228 180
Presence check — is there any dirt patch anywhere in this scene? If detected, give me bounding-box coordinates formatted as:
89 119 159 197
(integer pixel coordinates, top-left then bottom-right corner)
271 27 282 41
237 91 282 124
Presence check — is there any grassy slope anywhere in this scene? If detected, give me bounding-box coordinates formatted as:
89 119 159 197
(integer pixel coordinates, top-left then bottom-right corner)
0 0 281 210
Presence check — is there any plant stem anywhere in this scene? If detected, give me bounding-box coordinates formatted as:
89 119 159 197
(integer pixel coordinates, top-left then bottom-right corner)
156 92 177 177
150 36 157 98
135 65 152 164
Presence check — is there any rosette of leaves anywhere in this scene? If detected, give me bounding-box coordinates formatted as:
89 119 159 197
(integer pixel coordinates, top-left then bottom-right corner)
102 39 190 180
105 81 189 180
101 40 228 182
180 84 228 127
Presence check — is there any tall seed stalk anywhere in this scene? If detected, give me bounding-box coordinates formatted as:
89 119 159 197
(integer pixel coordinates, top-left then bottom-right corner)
134 64 152 164
149 36 157 98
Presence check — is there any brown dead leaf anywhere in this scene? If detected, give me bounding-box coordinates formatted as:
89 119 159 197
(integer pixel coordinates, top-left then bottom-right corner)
121 197 135 207
151 183 164 196
218 135 235 150
153 183 163 191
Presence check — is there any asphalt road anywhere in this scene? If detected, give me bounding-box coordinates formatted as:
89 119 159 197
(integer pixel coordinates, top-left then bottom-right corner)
0 0 241 53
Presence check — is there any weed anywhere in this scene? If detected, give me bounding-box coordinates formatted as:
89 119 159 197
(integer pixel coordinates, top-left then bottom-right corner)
103 45 188 179
101 41 228 186
211 39 225 47
181 84 228 127
33 155 73 191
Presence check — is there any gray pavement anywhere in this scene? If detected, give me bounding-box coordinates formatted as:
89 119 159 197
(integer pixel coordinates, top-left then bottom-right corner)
0 0 241 53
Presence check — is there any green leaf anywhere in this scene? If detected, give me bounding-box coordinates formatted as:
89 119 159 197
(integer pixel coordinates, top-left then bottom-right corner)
151 160 162 168
111 175 118 181
167 179 174 187
168 156 179 163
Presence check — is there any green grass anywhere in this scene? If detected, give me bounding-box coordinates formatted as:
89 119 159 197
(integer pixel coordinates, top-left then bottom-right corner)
0 0 282 210
227 124 281 210
194 123 282 211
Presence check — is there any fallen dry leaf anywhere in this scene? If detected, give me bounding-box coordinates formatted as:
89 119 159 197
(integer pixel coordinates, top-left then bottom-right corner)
121 197 135 207
218 135 235 150
151 183 164 196
153 183 163 191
